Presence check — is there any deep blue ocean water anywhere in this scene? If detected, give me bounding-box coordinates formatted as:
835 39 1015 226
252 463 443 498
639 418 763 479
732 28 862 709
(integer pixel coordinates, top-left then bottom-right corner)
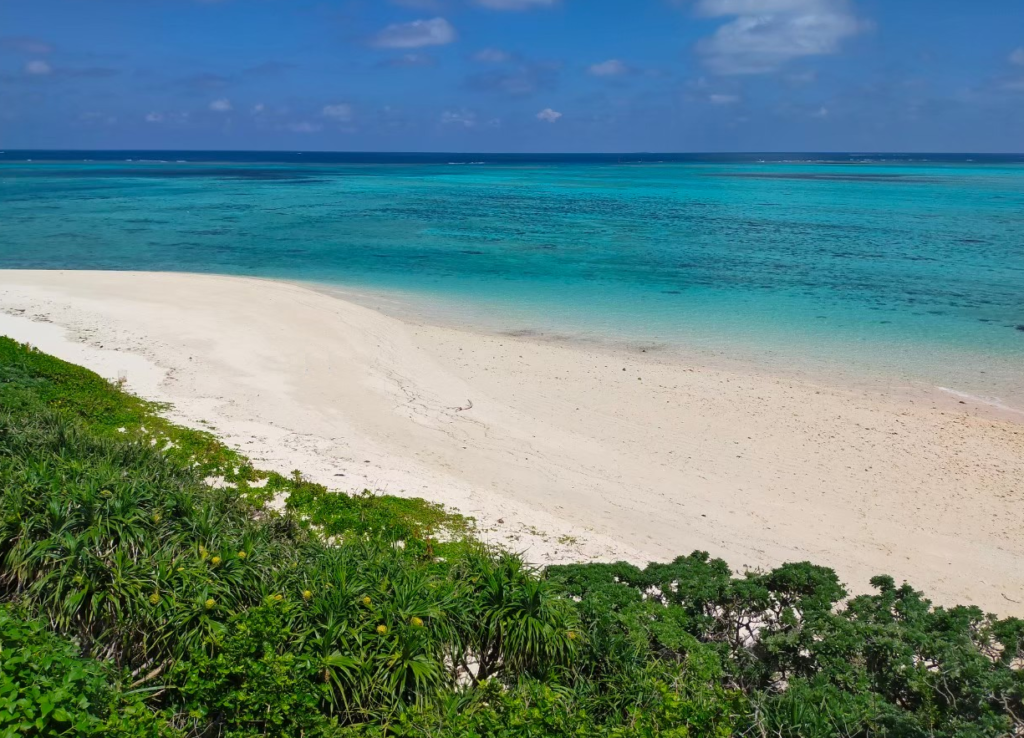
2 151 1023 407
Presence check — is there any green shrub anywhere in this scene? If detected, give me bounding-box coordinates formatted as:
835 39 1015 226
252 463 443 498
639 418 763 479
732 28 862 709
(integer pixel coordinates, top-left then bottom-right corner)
0 606 177 738
0 606 112 736
2 336 1022 737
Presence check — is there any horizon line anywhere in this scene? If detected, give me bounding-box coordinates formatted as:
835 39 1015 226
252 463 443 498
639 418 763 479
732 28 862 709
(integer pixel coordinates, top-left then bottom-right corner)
3 148 1024 156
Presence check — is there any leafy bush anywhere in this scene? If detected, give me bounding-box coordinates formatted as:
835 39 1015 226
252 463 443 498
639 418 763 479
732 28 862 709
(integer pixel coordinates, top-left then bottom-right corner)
547 558 1024 737
1 336 1022 737
0 606 114 736
0 606 178 737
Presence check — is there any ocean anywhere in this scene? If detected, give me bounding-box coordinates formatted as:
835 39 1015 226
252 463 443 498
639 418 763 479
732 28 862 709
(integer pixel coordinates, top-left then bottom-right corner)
2 151 1023 409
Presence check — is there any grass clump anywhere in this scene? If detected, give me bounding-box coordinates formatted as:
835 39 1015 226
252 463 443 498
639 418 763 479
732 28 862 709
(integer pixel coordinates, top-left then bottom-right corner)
1 336 1022 737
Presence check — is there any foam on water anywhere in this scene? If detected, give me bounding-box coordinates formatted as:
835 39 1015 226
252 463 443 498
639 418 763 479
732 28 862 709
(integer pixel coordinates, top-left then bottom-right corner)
2 152 1022 409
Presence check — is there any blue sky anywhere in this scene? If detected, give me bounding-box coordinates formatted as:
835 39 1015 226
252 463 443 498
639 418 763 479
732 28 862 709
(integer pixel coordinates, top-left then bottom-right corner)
2 0 1023 152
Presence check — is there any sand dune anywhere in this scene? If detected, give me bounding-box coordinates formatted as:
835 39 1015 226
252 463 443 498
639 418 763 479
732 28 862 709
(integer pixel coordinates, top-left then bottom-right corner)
1 270 1021 615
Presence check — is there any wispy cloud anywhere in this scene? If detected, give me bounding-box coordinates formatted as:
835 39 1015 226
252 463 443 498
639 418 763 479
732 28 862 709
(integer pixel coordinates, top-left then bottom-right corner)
17 59 116 82
536 107 562 122
441 109 477 127
474 47 512 63
694 0 866 75
376 53 436 68
287 121 323 133
144 111 190 125
588 59 628 77
24 60 52 76
465 58 560 96
322 103 354 122
1 36 53 55
371 18 456 49
1010 48 1024 66
209 98 232 112
471 0 557 10
709 92 740 104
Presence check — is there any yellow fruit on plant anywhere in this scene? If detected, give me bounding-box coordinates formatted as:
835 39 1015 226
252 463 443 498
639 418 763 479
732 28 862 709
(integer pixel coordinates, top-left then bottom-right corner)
410 617 424 627
211 556 222 566
237 551 247 560
205 598 216 609
303 590 313 601
149 593 160 605
376 625 388 635
362 596 372 607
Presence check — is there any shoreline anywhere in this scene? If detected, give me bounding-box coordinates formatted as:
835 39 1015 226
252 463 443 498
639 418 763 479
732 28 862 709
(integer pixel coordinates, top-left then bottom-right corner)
1 269 1022 615
301 279 1024 426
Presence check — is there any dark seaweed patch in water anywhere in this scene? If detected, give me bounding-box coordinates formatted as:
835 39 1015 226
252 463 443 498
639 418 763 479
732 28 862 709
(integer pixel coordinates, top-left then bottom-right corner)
14 167 322 182
460 250 485 255
706 172 940 184
1016 325 1024 332
662 290 681 294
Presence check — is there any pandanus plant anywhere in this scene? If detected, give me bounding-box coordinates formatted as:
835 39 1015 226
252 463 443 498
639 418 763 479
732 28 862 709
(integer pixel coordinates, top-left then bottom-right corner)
450 551 581 685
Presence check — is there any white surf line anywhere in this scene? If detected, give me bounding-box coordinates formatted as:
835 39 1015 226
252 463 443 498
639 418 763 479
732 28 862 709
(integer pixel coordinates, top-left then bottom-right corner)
936 386 1024 418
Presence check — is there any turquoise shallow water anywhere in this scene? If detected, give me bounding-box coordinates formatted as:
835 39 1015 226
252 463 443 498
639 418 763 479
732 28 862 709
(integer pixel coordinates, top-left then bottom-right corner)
2 152 1023 408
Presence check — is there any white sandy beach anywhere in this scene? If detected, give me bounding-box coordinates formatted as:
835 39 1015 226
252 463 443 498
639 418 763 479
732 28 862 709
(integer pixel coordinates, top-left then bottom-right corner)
1 269 1022 615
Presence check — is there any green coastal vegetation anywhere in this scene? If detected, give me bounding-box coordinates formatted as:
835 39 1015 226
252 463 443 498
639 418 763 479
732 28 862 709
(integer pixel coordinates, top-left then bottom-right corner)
1 334 1021 737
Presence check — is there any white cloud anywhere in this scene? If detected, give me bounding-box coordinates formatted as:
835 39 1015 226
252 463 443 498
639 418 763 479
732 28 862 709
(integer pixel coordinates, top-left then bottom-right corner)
322 103 354 122
371 17 456 49
252 103 266 114
378 52 436 67
588 59 627 77
79 112 115 125
812 105 829 117
536 107 562 122
441 109 477 127
287 122 323 133
474 47 511 63
1010 48 1024 66
472 0 557 9
694 0 865 75
209 98 232 112
709 93 740 104
698 0 828 11
145 112 164 123
24 60 52 75
2 37 53 55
